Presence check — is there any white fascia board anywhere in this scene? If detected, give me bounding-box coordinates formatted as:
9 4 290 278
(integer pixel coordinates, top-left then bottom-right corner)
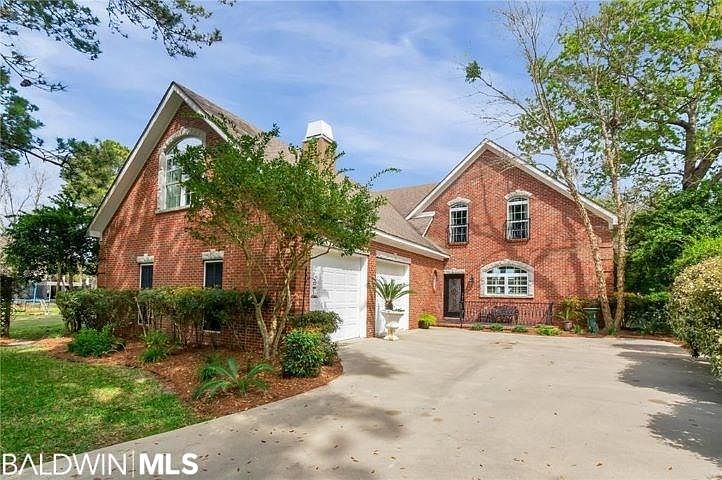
406 140 618 227
373 230 448 260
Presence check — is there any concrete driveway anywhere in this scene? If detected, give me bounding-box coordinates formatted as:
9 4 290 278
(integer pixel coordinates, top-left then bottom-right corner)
45 328 722 479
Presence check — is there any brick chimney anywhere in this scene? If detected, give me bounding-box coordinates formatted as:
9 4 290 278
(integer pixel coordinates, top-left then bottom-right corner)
304 120 335 170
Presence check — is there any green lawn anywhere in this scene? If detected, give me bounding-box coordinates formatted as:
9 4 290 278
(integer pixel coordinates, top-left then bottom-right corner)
0 347 197 458
9 312 65 340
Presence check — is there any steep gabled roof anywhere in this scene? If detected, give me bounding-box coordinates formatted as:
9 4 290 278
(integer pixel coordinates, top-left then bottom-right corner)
89 82 290 238
377 183 436 217
406 139 618 227
88 83 449 260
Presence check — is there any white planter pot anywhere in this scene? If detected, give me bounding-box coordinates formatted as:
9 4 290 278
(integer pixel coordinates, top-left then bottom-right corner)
381 309 404 341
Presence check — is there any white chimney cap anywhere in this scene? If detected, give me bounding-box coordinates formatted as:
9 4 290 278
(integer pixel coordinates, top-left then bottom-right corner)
304 120 334 141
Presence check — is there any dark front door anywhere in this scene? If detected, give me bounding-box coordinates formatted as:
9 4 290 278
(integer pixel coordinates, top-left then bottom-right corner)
444 274 464 318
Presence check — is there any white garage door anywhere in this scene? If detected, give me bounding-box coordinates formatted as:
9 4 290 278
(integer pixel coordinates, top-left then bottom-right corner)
376 258 410 336
310 252 367 341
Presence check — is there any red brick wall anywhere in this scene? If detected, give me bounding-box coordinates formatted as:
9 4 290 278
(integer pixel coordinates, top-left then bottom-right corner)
97 106 307 348
97 104 443 345
422 149 613 305
365 242 445 336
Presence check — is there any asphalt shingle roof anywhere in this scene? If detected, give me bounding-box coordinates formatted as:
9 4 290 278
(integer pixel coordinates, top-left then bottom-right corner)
176 84 445 258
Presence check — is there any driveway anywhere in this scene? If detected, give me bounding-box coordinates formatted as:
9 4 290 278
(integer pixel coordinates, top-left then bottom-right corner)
41 329 722 479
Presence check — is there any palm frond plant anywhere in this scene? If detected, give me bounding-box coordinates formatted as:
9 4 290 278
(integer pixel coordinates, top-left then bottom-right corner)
555 296 584 331
373 278 412 310
193 357 274 399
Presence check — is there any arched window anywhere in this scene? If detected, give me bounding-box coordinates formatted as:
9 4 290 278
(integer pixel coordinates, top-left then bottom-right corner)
482 261 534 297
158 134 203 211
448 202 469 244
506 195 529 240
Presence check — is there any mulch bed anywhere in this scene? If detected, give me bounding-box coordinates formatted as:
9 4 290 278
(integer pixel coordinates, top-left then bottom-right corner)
34 337 343 419
441 325 682 343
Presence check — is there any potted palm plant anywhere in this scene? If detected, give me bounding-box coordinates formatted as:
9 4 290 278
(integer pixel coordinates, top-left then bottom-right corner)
374 278 412 341
555 296 584 332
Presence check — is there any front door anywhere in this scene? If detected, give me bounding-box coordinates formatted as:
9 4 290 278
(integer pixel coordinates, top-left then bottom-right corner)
444 274 464 318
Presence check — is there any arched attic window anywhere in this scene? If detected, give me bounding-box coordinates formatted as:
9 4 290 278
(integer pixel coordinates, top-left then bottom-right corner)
481 260 534 297
157 131 204 211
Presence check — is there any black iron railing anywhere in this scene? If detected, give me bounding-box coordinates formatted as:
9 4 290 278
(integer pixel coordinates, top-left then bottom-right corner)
448 224 469 244
461 300 553 326
505 218 530 241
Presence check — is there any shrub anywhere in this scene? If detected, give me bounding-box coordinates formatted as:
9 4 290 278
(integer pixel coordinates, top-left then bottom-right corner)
197 353 224 382
57 288 135 333
59 287 259 348
291 311 340 335
608 292 671 334
536 325 560 336
672 236 722 276
68 325 124 357
512 325 528 333
555 296 584 325
668 256 722 377
489 323 504 332
470 323 485 331
193 357 274 399
320 337 338 366
573 324 583 335
418 312 437 329
139 329 175 363
282 329 325 377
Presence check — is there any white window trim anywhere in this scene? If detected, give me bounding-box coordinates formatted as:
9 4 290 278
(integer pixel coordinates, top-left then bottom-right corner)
449 202 469 243
138 263 154 289
202 259 224 333
157 128 206 213
203 259 223 289
138 263 154 325
504 190 532 200
480 260 534 298
447 196 470 206
506 195 530 240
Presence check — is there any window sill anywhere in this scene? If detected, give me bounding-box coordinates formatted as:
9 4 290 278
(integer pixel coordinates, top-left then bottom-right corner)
156 205 190 214
447 241 469 246
505 237 530 242
480 294 534 299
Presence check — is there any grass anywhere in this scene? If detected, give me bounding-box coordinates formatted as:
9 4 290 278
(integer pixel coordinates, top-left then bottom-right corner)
0 346 196 459
9 313 65 340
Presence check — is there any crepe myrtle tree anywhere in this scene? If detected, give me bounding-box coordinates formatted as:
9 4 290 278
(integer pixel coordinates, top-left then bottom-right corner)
175 118 391 359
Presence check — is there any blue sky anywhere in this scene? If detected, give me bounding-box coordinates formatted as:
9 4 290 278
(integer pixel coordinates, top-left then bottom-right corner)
18 1 568 198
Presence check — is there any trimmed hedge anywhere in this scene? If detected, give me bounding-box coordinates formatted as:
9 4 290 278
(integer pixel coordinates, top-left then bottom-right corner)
291 311 340 335
57 287 259 347
669 256 722 378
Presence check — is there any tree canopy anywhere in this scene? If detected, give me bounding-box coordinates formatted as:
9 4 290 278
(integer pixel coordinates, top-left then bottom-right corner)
59 139 129 209
0 0 227 166
626 180 722 293
175 120 388 358
3 195 98 285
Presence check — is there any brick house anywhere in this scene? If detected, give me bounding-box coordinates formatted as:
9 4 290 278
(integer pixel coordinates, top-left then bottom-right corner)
89 82 615 343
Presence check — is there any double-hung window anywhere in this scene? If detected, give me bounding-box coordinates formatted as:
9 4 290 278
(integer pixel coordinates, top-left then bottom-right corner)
163 137 201 210
506 196 529 240
449 203 469 244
